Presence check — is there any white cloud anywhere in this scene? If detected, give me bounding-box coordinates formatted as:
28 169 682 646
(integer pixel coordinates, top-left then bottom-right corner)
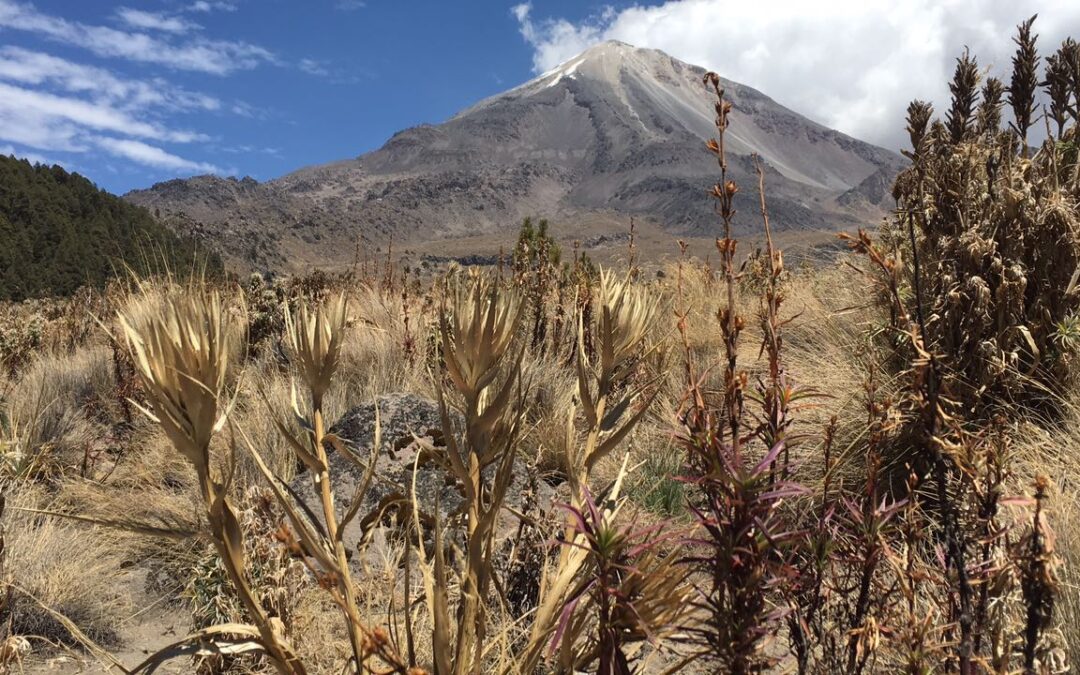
297 56 371 83
512 3 604 76
335 0 366 10
512 0 1080 149
299 58 330 76
0 51 228 175
0 87 88 151
219 144 280 155
0 81 208 144
187 1 238 13
0 0 274 75
94 136 222 173
116 7 198 34
0 4 262 179
0 46 221 113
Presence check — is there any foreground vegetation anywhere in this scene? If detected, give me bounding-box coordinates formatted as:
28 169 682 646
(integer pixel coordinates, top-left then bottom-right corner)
0 16 1078 675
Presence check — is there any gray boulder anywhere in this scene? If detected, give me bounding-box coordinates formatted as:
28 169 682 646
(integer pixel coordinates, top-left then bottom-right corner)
286 393 551 562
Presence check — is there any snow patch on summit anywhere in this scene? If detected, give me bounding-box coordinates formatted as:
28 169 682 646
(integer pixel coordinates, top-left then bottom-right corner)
543 55 585 89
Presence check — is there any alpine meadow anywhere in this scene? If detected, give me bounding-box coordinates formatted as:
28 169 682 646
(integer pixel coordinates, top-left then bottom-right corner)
1 5 1080 675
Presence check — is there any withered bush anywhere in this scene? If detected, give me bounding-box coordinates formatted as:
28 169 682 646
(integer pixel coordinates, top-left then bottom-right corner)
891 16 1080 418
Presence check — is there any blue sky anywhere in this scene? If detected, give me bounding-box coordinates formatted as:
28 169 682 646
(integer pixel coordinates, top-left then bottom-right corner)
2 0 1078 195
0 0 620 193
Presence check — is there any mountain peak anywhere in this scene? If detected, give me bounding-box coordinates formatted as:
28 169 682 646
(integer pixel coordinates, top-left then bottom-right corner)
128 39 904 272
475 39 687 110
540 39 672 78
577 39 639 58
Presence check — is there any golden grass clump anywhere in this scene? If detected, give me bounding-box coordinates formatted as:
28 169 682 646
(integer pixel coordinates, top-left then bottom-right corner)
0 345 114 480
2 487 131 647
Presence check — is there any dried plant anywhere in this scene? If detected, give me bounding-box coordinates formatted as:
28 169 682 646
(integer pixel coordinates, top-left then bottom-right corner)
1010 15 1041 151
118 289 414 674
566 268 658 494
947 50 981 144
519 266 660 673
1046 45 1074 138
119 288 305 674
416 273 524 675
283 292 347 409
977 77 1006 138
1064 39 1080 126
269 291 413 672
751 158 815 483
703 71 745 436
1019 475 1059 673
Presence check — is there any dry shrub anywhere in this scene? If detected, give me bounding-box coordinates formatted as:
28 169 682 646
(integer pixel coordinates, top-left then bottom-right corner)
1 345 114 479
1 487 130 646
0 307 44 376
114 285 416 674
184 488 310 673
117 285 312 673
0 288 112 377
891 40 1080 417
832 24 1080 668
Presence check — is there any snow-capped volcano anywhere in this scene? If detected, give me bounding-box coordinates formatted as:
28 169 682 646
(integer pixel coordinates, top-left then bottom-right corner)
128 40 904 271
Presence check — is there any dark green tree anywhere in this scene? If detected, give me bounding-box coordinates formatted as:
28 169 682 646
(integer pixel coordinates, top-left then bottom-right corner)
0 155 221 300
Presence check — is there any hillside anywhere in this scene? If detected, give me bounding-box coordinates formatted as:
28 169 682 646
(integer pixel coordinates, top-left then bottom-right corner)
0 155 220 300
127 41 906 271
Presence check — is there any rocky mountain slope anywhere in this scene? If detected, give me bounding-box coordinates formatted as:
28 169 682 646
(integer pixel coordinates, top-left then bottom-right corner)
126 41 905 271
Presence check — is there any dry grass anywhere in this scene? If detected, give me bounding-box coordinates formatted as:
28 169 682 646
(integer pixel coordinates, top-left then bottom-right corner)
1010 394 1080 662
1 345 115 479
3 486 132 647
0 249 1074 673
